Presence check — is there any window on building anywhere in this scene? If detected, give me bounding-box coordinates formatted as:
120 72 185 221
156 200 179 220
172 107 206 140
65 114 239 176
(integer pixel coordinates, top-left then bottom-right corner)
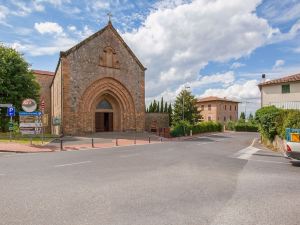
208 116 211 121
208 104 211 111
224 116 226 122
97 100 112 109
201 105 204 111
224 105 227 110
235 105 237 111
230 105 232 111
230 115 232 120
282 84 290 94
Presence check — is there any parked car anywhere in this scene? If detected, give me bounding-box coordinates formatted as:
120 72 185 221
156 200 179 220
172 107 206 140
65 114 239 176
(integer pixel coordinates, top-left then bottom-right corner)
286 141 300 160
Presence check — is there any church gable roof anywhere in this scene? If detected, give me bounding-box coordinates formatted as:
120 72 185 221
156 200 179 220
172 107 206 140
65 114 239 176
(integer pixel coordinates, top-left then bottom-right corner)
61 22 146 71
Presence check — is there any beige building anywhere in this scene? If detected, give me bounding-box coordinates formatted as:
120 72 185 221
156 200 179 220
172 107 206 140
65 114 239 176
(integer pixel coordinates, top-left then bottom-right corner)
33 21 146 135
258 73 300 109
197 96 239 123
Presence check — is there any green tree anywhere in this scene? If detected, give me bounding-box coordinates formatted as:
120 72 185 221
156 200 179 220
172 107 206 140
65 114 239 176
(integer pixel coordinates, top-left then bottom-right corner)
168 103 173 126
240 112 246 120
152 100 158 113
0 44 40 132
149 102 153 112
172 89 199 125
160 97 164 113
157 101 160 113
164 102 168 113
248 113 254 121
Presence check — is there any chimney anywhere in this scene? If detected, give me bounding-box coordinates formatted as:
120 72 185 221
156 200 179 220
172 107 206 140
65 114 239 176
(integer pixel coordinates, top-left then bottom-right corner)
262 74 266 83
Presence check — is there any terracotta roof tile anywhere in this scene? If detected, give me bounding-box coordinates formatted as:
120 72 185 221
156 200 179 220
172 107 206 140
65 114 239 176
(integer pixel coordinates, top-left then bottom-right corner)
197 96 240 103
259 73 300 87
32 70 55 76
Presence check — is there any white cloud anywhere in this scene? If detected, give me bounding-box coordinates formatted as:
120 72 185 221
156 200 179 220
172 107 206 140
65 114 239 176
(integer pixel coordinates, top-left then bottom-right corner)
67 25 77 32
260 0 300 23
34 22 63 34
0 5 9 20
10 36 77 56
146 71 236 105
200 79 260 102
230 62 246 69
123 0 278 99
273 59 285 69
90 0 110 10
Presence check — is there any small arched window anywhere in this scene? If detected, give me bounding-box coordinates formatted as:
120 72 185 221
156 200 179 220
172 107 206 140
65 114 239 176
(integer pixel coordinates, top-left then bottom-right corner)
96 100 112 109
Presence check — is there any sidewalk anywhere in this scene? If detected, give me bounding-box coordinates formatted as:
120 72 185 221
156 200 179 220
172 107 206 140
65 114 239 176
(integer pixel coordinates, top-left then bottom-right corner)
0 139 160 153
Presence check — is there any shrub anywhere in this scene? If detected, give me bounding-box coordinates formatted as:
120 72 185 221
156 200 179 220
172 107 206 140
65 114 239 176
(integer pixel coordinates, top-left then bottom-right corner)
255 106 283 141
170 120 192 137
225 121 258 132
280 110 300 138
170 121 222 137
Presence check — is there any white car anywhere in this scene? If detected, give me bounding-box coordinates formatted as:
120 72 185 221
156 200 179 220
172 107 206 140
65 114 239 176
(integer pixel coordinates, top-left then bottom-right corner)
286 141 300 160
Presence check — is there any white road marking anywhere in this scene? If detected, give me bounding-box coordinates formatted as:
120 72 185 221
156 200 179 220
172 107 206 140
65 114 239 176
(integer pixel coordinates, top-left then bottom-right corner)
236 146 261 160
233 138 260 160
248 159 291 165
54 161 92 168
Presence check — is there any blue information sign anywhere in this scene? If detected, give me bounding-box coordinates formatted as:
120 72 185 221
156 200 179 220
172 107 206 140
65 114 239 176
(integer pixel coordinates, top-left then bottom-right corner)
7 107 15 117
19 111 42 116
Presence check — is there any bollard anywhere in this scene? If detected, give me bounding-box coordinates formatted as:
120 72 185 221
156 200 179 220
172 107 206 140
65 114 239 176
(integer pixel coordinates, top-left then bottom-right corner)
92 138 94 148
160 137 163 142
116 138 118 146
134 135 136 145
60 138 63 151
148 136 151 143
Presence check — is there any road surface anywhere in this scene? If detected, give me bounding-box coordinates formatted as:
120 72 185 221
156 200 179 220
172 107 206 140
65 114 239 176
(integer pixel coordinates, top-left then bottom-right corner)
0 132 299 225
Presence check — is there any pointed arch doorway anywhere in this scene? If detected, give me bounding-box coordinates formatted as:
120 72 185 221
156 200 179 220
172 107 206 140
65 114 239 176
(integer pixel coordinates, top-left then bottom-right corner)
95 99 114 132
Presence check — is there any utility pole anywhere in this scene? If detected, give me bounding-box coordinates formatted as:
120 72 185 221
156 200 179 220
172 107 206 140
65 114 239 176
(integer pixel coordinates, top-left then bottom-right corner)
182 86 190 135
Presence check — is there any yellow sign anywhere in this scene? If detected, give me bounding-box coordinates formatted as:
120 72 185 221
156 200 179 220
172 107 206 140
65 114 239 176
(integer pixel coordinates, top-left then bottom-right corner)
291 133 300 142
42 114 49 126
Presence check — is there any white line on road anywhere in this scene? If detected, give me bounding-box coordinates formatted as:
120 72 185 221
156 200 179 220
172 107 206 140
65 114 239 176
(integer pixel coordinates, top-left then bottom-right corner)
248 159 291 165
237 146 261 160
233 138 260 160
54 161 92 168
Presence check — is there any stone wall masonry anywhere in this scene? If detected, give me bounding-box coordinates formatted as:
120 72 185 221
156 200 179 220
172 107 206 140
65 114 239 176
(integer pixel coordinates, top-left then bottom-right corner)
145 113 169 132
34 73 53 133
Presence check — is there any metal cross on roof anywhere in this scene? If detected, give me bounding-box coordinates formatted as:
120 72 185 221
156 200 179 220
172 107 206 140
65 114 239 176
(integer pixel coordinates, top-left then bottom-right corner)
107 12 113 22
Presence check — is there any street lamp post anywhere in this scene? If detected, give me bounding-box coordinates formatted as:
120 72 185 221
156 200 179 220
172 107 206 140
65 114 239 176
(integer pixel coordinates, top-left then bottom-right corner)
182 86 190 135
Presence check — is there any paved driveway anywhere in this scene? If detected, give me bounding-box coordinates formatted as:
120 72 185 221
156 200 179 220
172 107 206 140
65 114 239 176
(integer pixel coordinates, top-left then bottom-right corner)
0 132 299 225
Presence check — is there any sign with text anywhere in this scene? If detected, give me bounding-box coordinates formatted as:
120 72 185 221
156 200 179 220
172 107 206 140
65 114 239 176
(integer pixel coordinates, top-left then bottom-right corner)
19 111 42 116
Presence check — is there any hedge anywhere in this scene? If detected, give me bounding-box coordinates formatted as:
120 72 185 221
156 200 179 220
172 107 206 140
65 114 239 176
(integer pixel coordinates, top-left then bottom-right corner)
170 120 222 137
255 106 300 141
226 120 258 132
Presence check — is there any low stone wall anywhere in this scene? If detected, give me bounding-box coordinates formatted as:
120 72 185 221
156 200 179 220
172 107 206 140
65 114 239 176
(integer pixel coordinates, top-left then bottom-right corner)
262 135 286 152
145 113 169 132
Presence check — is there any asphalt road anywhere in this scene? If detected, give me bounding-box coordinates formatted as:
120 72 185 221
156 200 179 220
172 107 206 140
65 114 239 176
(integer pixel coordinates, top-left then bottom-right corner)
0 132 299 225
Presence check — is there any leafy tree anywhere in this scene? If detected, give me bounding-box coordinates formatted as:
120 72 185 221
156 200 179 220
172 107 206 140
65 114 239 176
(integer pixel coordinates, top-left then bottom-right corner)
164 102 168 113
172 89 199 125
157 101 160 113
160 97 164 113
168 103 173 126
152 100 158 113
148 102 153 112
248 113 254 121
0 44 40 132
240 112 246 120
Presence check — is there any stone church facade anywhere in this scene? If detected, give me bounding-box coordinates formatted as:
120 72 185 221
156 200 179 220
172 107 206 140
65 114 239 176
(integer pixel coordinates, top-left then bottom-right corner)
35 22 146 135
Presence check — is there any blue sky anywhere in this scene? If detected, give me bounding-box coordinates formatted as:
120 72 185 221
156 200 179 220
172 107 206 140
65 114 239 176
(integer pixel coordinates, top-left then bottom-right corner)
1 0 300 114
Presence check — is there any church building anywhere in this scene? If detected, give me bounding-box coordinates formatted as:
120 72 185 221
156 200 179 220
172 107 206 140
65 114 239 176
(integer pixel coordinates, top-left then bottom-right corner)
34 21 146 135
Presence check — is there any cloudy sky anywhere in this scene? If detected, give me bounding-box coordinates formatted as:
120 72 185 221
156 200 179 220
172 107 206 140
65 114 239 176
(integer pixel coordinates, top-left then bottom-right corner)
1 0 300 114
